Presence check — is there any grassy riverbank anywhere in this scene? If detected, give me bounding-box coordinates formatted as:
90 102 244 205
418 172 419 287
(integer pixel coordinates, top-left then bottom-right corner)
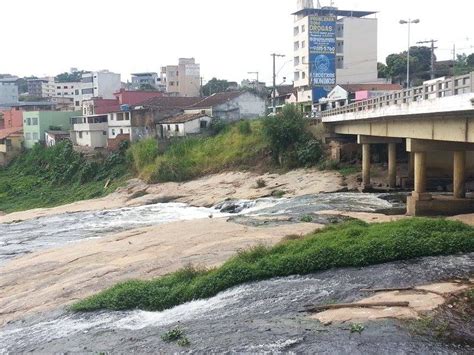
129 120 270 182
72 218 474 312
0 142 128 213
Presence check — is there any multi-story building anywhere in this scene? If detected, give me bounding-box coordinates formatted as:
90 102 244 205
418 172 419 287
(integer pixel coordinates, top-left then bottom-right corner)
131 72 166 91
22 111 79 149
292 0 378 108
27 77 55 98
80 70 122 102
0 77 19 105
161 58 200 97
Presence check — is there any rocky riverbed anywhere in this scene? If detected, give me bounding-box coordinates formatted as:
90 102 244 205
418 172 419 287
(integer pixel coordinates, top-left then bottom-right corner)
1 254 472 353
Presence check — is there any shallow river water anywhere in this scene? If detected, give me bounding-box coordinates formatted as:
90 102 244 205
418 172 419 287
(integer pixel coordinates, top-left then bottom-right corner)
1 253 472 353
1 192 472 353
0 192 397 265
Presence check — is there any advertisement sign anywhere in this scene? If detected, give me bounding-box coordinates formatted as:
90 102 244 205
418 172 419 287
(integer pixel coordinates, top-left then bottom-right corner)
309 15 337 103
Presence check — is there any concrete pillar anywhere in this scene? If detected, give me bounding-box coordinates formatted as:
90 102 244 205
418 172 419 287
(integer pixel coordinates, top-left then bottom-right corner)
414 152 427 194
388 143 397 188
408 152 415 180
453 151 466 199
362 143 371 188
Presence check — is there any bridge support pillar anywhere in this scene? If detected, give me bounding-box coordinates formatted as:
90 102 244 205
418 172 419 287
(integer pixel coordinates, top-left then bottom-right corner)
413 152 429 197
408 152 414 180
362 143 371 189
453 151 466 199
388 143 397 188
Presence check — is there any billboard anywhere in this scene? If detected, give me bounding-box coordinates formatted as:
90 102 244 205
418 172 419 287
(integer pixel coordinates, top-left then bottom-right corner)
308 15 337 103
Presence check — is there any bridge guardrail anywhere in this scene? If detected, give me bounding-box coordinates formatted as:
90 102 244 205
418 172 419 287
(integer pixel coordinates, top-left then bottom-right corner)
322 72 474 118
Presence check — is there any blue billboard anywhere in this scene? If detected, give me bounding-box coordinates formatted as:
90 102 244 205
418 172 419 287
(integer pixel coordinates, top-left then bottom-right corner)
308 15 337 103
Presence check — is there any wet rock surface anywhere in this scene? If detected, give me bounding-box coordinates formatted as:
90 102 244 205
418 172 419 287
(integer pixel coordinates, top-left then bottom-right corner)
1 253 472 353
0 193 400 265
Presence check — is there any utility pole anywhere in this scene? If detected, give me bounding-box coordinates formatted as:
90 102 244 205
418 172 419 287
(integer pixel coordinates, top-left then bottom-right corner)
271 53 285 114
417 39 438 79
452 44 456 76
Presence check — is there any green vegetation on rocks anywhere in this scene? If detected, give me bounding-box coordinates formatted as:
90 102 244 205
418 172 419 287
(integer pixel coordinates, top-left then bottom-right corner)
71 218 474 313
0 141 129 213
130 120 269 182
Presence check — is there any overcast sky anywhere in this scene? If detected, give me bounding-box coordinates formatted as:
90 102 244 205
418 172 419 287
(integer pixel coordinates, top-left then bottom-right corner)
1 0 473 85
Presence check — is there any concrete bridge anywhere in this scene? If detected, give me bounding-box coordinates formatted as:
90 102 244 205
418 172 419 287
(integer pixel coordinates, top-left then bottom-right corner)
322 72 474 216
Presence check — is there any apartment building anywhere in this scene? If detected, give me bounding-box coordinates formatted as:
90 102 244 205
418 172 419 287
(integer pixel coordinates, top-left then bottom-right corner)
161 58 200 97
80 70 122 101
0 77 19 105
292 0 378 107
27 77 55 98
131 72 166 91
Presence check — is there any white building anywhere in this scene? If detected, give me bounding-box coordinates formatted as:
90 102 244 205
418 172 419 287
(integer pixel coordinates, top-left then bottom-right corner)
184 91 266 121
0 77 19 105
81 70 122 101
131 72 166 91
293 1 378 106
159 113 211 139
54 81 85 110
161 58 200 97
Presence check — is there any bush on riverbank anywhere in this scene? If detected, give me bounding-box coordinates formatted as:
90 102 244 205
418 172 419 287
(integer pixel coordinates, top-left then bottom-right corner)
71 218 474 313
132 120 269 182
0 141 128 213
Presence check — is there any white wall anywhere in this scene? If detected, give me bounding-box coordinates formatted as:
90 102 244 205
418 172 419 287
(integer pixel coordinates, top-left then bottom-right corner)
337 17 378 85
237 92 266 118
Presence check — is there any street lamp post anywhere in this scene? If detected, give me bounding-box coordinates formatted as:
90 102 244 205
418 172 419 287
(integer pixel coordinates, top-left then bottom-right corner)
399 19 420 88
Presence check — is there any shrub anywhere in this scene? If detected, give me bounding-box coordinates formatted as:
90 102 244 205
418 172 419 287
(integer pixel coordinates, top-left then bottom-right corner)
262 105 307 163
238 120 252 135
296 139 323 167
256 178 267 188
72 218 474 313
209 118 229 136
127 138 159 171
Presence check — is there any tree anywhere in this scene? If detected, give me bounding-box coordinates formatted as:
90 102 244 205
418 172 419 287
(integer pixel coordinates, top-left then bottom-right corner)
453 53 474 75
377 62 389 79
55 70 87 83
384 46 433 86
139 83 157 91
202 78 234 96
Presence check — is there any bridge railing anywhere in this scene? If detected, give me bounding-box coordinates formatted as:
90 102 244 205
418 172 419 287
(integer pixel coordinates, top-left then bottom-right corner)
321 72 474 117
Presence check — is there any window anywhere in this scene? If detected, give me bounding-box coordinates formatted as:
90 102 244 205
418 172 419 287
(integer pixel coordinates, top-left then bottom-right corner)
103 131 107 136
294 26 299 36
32 132 39 140
75 101 80 106
175 125 179 132
294 41 299 51
301 25 306 32
27 117 31 125
125 113 130 121
25 133 31 140
294 56 300 66
32 117 38 125
294 71 300 81
63 86 68 89
56 86 61 89
302 72 306 79
82 88 93 95
169 82 174 86
78 132 83 139
112 129 115 136
200 121 207 129
75 90 79 95
167 125 171 130
301 40 306 48
120 129 124 135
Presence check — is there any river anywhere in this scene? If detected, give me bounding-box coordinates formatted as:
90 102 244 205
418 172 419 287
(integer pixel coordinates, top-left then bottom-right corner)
2 192 472 353
0 192 399 265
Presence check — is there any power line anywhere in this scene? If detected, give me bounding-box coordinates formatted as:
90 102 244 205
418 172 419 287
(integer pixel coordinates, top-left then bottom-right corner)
417 39 438 79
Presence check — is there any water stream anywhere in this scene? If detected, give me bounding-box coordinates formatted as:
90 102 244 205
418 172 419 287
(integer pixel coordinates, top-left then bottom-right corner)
0 193 397 265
